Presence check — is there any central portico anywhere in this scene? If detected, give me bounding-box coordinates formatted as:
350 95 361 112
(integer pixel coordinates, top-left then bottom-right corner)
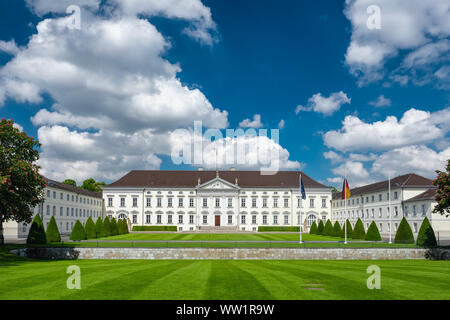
102 170 332 232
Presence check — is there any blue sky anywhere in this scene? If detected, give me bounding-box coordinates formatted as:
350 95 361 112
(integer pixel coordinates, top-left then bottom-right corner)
0 0 449 186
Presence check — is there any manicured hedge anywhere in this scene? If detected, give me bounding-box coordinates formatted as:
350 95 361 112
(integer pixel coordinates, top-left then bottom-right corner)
95 217 104 238
340 219 353 239
332 221 342 237
309 221 318 234
365 221 382 241
46 216 61 242
85 217 97 239
103 217 112 237
110 218 119 236
352 218 366 239
317 220 325 235
323 220 333 236
69 220 86 241
132 226 178 231
394 217 414 244
416 217 437 247
27 214 46 244
258 226 300 232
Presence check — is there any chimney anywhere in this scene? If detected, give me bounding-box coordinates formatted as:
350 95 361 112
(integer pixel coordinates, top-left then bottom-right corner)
235 177 239 186
198 177 201 185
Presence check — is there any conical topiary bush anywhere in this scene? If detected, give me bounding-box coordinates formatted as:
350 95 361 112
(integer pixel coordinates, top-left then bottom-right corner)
110 218 119 236
27 214 47 244
95 217 104 238
103 216 112 237
332 221 342 237
70 220 86 241
352 218 366 239
394 217 414 244
309 221 318 234
365 221 382 241
85 217 97 239
416 217 437 247
46 216 61 242
317 220 325 235
340 219 353 239
323 220 333 236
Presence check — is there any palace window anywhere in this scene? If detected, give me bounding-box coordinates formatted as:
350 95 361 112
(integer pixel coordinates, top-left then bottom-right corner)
215 198 220 208
66 208 69 216
273 198 278 208
157 198 162 207
298 198 302 208
202 215 208 225
132 198 138 207
252 198 257 208
241 215 246 224
60 207 63 216
241 198 246 207
189 215 194 224
252 215 257 225
108 198 113 207
263 198 267 208
322 199 327 208
273 215 278 225
284 215 289 225
379 194 382 201
228 198 233 208
413 205 417 217
203 198 208 208
178 215 183 224
284 198 289 208
146 198 151 207
120 197 125 207
168 198 173 207
132 215 137 224
189 198 194 208
227 215 232 225
421 204 426 216
394 192 398 200
168 215 173 224
262 215 268 225
146 215 151 224
309 199 315 208
157 215 162 224
179 198 183 208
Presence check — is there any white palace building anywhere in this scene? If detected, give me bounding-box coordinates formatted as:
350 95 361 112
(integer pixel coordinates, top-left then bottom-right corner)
102 170 332 232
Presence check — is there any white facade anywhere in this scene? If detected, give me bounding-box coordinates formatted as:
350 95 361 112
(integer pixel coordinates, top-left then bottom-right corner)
331 178 450 239
3 180 105 239
103 176 332 232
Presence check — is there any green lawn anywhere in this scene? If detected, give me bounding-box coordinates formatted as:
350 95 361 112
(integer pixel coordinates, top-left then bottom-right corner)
0 248 449 300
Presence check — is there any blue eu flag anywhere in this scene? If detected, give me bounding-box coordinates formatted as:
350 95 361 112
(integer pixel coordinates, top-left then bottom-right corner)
300 175 306 200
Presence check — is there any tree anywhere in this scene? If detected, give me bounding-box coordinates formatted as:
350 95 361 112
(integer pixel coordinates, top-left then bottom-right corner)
433 159 450 217
70 220 86 241
95 217 104 238
317 220 325 235
332 221 342 237
27 214 46 244
110 218 119 236
0 118 46 245
85 217 97 239
80 178 106 192
352 218 366 239
330 186 339 193
62 179 77 187
309 221 318 234
323 220 333 236
103 217 112 237
365 221 381 241
340 219 353 239
46 216 61 242
416 217 437 247
394 217 414 244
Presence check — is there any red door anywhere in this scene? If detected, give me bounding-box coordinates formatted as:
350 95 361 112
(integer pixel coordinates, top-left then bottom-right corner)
215 215 221 226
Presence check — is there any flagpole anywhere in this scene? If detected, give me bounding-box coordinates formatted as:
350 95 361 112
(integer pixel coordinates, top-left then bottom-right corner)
344 168 347 245
389 173 392 244
299 174 303 244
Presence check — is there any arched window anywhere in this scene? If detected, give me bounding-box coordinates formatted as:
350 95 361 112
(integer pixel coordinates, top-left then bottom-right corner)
307 214 317 227
118 213 127 220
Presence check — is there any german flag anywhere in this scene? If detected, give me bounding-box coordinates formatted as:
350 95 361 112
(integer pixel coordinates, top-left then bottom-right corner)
341 178 351 200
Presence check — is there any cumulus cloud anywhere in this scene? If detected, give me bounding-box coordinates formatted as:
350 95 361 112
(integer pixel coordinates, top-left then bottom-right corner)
0 40 21 55
295 91 351 116
369 95 392 107
371 145 450 179
324 107 450 152
344 0 450 87
239 114 263 129
1 1 298 182
327 161 372 187
278 119 285 129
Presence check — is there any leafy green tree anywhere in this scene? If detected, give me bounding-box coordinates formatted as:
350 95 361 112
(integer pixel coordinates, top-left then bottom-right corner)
0 119 46 245
85 217 97 239
70 220 86 241
103 217 112 237
309 221 318 234
365 221 382 241
27 214 46 244
62 179 77 187
323 220 333 236
95 217 104 238
332 221 342 237
433 159 450 217
352 218 366 239
394 217 415 244
45 216 61 242
416 217 437 247
110 218 119 236
340 219 353 239
80 178 106 192
317 220 325 235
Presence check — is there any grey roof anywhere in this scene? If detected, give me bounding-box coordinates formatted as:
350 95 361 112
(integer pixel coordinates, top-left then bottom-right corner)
403 188 437 203
44 177 103 199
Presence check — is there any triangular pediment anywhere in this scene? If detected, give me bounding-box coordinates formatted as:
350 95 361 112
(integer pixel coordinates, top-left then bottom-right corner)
197 177 239 190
